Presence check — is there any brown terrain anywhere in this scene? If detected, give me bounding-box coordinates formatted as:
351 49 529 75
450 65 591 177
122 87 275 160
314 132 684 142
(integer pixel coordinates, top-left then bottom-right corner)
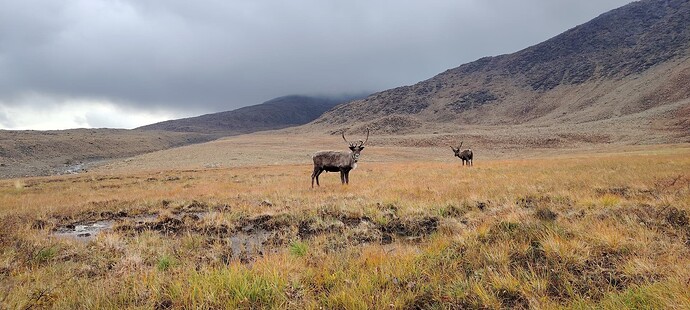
0 95 357 179
308 0 690 145
2 0 689 179
0 129 214 179
3 1 690 307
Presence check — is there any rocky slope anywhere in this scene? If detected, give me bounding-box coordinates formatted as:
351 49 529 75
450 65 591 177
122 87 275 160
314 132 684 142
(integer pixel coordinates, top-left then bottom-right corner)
310 0 690 144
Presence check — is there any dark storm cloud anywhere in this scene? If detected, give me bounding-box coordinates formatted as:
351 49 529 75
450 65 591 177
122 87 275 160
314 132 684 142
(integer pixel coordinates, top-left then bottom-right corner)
1 0 633 118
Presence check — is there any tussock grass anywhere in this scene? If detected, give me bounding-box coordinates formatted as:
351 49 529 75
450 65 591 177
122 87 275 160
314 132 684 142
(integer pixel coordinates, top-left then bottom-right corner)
0 144 689 308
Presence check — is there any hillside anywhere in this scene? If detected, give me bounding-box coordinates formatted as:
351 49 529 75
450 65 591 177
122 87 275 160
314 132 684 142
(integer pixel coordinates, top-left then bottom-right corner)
0 95 362 179
137 95 360 135
0 129 214 178
6 0 690 179
310 0 690 144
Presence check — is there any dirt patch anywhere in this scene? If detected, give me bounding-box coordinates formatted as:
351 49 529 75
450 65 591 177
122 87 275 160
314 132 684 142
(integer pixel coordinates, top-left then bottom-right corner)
348 221 384 244
495 288 529 309
116 215 188 235
297 219 345 239
534 207 558 221
240 213 295 232
318 206 371 227
439 203 475 217
665 207 689 229
48 205 441 263
516 195 572 209
169 200 231 214
380 216 439 239
475 201 490 211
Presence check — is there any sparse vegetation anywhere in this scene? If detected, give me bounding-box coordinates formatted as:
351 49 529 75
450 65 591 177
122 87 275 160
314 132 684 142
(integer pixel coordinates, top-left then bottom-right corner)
1 144 689 309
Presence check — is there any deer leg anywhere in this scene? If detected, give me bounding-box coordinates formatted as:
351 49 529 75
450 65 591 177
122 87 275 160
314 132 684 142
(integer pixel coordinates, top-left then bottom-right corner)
312 167 322 188
340 170 346 184
344 170 350 184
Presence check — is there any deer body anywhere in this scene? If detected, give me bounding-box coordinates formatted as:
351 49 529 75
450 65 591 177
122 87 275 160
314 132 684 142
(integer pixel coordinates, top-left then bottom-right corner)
451 142 473 166
311 129 368 188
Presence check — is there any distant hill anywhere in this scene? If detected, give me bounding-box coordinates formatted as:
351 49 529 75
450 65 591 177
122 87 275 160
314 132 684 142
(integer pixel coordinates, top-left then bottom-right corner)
310 0 690 144
0 129 214 178
1 95 365 178
137 95 363 135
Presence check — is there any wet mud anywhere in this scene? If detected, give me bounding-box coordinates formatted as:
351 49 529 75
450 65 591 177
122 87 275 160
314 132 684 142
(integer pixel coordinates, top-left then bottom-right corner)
48 201 441 261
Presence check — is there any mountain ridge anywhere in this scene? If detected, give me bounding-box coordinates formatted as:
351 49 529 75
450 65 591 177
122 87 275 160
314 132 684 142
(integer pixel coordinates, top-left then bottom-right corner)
310 0 690 142
137 94 362 135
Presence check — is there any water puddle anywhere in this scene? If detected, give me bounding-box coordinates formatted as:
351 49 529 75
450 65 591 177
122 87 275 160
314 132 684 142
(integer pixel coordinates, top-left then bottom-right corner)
229 229 271 257
50 211 267 253
52 220 114 241
52 214 157 241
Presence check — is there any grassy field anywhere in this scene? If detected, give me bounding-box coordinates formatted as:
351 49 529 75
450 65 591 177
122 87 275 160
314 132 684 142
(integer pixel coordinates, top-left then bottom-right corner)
1 143 689 309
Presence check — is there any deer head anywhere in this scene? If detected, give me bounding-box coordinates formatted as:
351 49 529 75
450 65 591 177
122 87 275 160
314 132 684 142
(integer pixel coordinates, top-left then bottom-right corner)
450 142 463 157
342 128 369 162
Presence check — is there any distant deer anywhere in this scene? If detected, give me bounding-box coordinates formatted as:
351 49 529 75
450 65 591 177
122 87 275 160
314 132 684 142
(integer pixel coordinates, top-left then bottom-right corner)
311 128 369 188
451 142 473 166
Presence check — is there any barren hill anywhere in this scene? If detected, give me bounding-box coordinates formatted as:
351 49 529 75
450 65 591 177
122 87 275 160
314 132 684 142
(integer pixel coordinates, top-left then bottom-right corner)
310 0 690 145
137 95 360 135
0 95 362 179
0 129 214 178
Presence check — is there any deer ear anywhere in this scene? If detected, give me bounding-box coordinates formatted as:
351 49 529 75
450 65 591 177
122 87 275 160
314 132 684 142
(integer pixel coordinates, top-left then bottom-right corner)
359 146 365 150
349 146 356 151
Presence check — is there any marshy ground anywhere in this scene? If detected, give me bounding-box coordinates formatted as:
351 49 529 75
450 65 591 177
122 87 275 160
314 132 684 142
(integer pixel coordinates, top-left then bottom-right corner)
1 143 689 309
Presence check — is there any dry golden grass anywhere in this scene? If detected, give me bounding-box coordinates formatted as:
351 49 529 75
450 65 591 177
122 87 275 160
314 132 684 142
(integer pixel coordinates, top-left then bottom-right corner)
1 143 689 309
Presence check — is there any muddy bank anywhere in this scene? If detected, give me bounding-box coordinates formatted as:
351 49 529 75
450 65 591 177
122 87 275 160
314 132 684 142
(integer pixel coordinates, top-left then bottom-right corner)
47 201 441 262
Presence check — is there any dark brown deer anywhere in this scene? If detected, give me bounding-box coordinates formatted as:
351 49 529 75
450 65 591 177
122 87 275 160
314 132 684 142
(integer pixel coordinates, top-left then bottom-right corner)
311 128 369 188
451 142 473 166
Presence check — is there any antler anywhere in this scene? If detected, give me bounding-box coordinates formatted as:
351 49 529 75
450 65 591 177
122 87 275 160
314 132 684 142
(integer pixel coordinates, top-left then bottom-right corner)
353 128 370 147
343 128 370 147
459 141 463 149
342 130 355 147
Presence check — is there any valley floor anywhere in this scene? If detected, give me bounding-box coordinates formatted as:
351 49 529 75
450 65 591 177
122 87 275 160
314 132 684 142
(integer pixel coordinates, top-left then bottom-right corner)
1 143 689 309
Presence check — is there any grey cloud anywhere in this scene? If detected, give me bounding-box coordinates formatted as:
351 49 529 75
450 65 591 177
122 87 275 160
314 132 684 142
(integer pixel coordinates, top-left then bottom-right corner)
0 110 14 128
1 0 633 118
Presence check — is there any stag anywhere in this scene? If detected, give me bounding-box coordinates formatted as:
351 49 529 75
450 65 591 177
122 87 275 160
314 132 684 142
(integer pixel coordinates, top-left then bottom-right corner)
311 128 369 188
451 142 473 166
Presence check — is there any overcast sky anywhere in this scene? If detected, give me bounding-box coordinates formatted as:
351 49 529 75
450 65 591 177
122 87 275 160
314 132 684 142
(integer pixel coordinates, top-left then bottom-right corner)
0 0 633 130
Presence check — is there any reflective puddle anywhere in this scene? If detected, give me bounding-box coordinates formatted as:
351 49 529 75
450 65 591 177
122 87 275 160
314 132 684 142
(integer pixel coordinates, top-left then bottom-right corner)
52 214 158 241
52 220 115 240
